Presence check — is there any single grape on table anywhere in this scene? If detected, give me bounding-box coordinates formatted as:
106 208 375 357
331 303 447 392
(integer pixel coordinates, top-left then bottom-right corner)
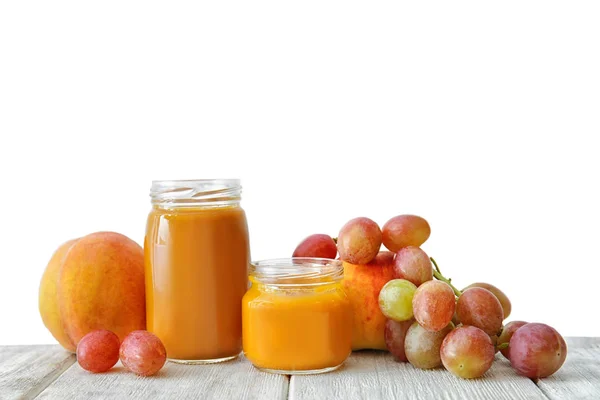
463 282 511 319
76 330 121 373
384 319 414 362
404 321 454 369
412 280 455 332
509 323 567 378
120 330 167 376
382 214 431 252
393 246 433 287
337 217 382 265
456 287 504 336
498 320 528 359
292 234 337 259
440 325 495 379
378 279 417 321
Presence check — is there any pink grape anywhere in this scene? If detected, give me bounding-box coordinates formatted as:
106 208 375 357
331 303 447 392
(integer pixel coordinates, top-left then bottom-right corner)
292 234 337 259
393 246 433 287
382 215 431 252
498 321 528 359
337 217 382 265
76 330 120 373
120 331 167 376
440 326 495 379
456 287 504 336
368 251 396 266
412 280 455 332
464 282 512 319
404 322 454 369
509 323 567 378
384 319 414 362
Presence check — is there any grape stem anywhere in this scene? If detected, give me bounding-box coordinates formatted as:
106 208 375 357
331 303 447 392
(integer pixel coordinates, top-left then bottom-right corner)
430 257 463 297
332 237 338 244
497 342 509 350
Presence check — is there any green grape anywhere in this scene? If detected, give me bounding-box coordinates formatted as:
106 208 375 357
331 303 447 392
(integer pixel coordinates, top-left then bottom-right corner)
378 279 417 321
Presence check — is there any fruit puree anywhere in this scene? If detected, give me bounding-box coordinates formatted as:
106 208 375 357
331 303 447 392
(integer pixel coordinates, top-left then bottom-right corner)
145 204 249 362
242 266 352 373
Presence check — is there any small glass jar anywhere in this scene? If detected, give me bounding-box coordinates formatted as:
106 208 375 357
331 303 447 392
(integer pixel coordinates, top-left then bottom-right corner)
145 179 250 364
242 258 352 375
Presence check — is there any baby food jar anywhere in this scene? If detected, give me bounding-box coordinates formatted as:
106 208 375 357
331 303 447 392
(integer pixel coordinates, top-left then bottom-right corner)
242 258 352 374
145 179 250 364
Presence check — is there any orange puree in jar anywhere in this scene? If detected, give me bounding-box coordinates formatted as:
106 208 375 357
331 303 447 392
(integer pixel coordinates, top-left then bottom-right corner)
242 258 352 374
145 180 249 363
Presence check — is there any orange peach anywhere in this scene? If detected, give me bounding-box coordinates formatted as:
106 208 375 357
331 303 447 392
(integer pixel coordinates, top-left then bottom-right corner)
342 251 396 350
39 232 146 352
39 239 80 351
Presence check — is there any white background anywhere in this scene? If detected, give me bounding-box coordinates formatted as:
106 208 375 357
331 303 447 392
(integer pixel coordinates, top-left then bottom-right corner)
1 1 599 345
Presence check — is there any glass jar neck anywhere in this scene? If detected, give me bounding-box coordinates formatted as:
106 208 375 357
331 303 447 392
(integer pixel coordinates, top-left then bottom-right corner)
249 258 344 289
250 277 342 293
150 179 241 208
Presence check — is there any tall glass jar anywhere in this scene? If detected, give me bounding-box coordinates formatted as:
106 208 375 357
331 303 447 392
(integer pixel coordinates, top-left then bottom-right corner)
145 179 250 364
242 258 352 374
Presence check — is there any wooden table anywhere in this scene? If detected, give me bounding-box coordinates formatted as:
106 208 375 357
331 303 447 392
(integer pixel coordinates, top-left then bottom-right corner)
1 337 598 400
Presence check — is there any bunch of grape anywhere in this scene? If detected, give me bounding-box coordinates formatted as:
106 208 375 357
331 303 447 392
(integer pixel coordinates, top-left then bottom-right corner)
293 214 567 380
76 329 167 376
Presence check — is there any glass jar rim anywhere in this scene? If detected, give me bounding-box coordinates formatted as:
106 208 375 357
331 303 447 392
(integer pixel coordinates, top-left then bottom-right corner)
250 257 343 287
150 179 241 207
151 178 240 187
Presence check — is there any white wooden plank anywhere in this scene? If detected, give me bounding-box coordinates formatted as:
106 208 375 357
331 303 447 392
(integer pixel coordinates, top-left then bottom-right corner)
0 345 75 400
534 337 600 400
36 355 288 400
289 351 547 400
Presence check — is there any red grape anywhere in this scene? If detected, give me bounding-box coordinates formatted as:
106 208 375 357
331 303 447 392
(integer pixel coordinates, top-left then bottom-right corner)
337 217 382 265
120 330 167 376
393 246 433 287
368 251 396 266
404 322 454 369
412 280 455 332
292 234 337 259
509 323 567 378
384 319 414 362
456 287 504 336
464 282 511 319
382 215 431 252
440 326 495 379
76 330 120 373
498 321 528 359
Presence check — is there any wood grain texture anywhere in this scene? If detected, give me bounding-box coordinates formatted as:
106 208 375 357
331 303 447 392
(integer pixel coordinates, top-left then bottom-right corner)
1 339 599 400
0 345 75 400
36 355 288 400
289 351 547 400
535 337 600 400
